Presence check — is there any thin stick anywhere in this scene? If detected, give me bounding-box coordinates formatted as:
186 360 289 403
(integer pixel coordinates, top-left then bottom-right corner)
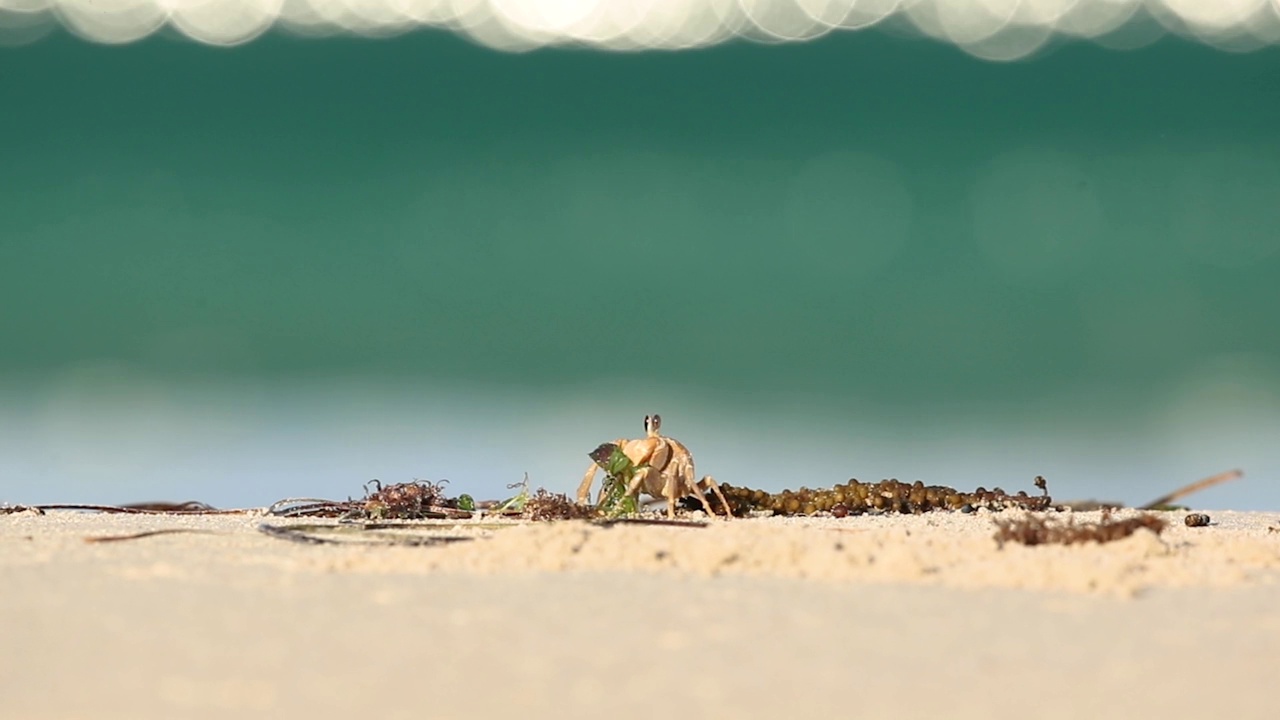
1139 469 1243 510
35 503 249 515
257 522 477 547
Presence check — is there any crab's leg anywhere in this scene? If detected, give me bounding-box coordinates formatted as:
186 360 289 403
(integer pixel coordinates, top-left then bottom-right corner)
625 466 657 505
700 475 733 518
665 482 681 519
577 462 601 505
683 481 716 518
577 438 628 505
681 475 732 518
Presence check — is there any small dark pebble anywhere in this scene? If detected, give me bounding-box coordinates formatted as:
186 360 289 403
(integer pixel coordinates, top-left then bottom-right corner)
1184 513 1211 527
831 503 850 518
959 504 975 514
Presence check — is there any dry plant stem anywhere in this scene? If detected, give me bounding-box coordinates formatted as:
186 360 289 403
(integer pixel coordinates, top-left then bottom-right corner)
1139 469 1243 510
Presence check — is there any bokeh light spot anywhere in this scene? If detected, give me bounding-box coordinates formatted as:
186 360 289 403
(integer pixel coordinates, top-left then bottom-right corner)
1 0 1274 51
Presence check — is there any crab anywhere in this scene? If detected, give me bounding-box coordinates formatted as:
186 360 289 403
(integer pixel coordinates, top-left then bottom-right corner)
578 414 732 519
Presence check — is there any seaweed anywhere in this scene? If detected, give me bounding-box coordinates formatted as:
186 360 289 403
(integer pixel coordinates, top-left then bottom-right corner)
701 475 1053 517
993 509 1167 548
355 479 476 520
264 479 477 520
492 476 533 514
523 489 596 521
588 443 642 518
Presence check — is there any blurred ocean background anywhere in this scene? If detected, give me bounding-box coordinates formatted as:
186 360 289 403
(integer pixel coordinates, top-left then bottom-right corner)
2 2 1279 510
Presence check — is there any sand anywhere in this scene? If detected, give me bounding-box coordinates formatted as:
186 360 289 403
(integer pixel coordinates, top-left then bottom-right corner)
3 506 1279 719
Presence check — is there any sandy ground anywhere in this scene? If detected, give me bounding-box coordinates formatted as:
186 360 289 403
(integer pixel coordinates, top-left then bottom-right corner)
2 507 1279 719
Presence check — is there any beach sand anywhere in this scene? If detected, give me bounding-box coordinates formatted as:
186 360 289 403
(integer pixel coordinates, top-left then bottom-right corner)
3 507 1278 719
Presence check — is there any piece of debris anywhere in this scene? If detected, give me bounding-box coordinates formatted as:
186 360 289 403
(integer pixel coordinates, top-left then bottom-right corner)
1184 513 1212 528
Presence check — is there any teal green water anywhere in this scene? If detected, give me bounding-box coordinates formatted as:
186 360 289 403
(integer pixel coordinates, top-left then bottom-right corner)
1 31 1278 508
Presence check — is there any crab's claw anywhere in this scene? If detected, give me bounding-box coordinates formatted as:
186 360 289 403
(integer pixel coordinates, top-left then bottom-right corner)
588 443 619 468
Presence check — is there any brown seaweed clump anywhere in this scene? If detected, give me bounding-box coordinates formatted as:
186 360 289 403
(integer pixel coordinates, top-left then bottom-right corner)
700 476 1053 518
358 480 452 519
993 510 1167 548
523 489 596 521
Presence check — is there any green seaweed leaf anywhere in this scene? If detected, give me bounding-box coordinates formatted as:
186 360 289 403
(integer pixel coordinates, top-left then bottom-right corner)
589 443 643 518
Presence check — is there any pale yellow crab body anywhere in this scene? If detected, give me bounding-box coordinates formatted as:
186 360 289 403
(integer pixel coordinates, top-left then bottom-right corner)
578 414 731 519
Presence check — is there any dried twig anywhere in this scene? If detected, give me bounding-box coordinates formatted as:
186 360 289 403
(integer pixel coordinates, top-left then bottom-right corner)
1139 469 1243 510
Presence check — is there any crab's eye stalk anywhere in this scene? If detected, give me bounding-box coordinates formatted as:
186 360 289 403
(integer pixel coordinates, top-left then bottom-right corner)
643 415 652 432
650 414 661 431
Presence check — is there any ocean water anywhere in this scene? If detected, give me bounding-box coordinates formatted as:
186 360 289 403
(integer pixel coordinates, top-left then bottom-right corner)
2 23 1278 510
